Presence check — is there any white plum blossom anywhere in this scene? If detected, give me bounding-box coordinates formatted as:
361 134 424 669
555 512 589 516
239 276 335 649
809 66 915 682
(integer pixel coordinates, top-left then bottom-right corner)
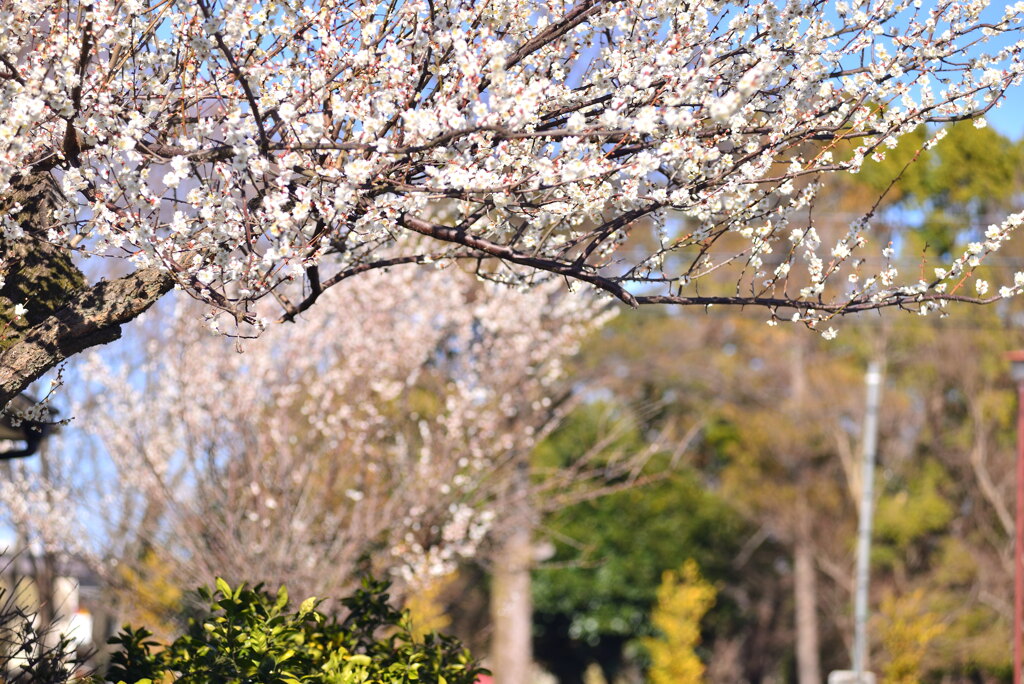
0 0 1024 399
161 156 190 189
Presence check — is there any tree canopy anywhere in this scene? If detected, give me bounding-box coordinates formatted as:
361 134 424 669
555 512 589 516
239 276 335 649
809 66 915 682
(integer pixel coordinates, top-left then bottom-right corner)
1 0 1024 404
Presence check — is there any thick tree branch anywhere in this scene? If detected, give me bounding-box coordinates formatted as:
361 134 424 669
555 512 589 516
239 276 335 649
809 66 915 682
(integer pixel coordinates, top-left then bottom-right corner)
633 292 999 314
278 254 446 323
398 213 639 307
0 268 174 407
504 0 611 70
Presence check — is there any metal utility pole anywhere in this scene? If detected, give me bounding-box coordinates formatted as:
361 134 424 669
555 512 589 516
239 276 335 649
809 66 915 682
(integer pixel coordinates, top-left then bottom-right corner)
852 359 883 682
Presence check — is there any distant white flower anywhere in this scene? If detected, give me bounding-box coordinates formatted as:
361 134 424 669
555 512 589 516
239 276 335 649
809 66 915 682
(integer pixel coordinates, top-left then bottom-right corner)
566 111 587 131
278 102 297 122
709 92 741 124
344 159 375 184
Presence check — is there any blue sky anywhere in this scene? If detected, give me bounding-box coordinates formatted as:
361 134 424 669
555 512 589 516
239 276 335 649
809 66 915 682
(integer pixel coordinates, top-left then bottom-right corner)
990 86 1023 139
978 0 1023 140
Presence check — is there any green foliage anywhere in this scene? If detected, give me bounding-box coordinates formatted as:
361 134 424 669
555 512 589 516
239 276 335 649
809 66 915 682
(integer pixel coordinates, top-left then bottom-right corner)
912 122 1020 208
104 578 486 684
873 460 954 567
530 399 748 683
877 589 946 684
854 125 931 201
533 405 746 644
920 539 1008 678
853 121 1021 257
643 560 716 684
542 281 1024 680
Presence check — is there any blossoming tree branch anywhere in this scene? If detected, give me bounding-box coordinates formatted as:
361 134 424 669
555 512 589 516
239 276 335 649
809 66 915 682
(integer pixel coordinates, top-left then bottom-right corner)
1 0 1023 404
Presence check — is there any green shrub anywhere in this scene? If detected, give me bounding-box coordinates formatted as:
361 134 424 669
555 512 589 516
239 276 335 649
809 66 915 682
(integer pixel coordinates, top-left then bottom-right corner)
104 578 486 684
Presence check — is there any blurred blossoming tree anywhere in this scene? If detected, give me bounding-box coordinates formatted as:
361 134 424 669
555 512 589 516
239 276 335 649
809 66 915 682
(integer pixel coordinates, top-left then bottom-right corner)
0 267 613 625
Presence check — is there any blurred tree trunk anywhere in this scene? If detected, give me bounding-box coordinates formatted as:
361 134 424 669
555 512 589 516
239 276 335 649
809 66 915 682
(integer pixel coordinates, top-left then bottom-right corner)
790 340 821 684
490 461 534 684
794 499 821 684
36 440 56 630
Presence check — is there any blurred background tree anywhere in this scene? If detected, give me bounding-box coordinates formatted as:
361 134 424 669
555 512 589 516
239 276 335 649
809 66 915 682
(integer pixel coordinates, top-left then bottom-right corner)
2 121 1023 684
643 560 717 684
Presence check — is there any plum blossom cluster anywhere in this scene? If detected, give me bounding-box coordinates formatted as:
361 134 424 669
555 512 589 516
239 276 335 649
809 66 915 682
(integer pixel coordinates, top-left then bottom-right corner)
1 267 610 599
1 0 1022 336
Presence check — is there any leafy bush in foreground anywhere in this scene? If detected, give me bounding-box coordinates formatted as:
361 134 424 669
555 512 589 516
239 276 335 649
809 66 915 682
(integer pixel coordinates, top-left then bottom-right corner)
105 578 486 684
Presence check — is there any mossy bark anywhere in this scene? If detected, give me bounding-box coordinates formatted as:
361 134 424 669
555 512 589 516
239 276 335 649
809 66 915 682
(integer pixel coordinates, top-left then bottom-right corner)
1 171 86 344
0 169 173 406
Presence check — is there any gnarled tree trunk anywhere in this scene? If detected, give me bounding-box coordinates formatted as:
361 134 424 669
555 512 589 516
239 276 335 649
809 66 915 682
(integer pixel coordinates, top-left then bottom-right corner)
0 168 172 407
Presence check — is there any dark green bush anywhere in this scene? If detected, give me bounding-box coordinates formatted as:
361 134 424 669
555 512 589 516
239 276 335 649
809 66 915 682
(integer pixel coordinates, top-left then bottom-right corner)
105 578 486 684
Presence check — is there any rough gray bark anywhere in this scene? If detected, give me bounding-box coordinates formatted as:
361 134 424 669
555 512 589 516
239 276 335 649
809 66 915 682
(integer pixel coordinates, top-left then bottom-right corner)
0 171 86 332
0 166 175 408
0 267 174 407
